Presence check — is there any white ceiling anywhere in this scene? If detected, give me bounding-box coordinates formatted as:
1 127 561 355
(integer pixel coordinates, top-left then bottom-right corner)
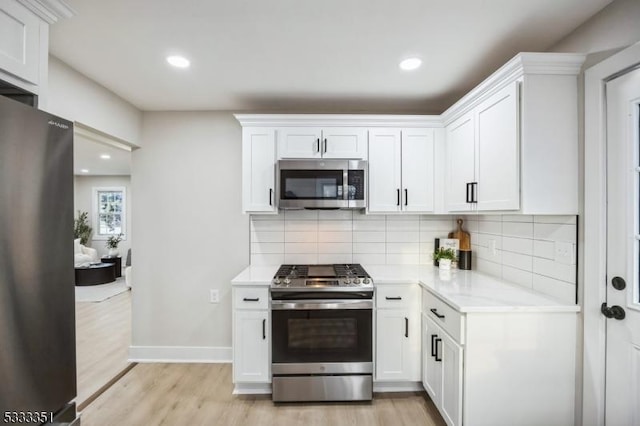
73 134 131 176
50 0 611 114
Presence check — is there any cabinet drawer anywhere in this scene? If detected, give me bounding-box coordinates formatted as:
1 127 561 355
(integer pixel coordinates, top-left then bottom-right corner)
234 287 269 310
376 285 415 309
422 290 464 344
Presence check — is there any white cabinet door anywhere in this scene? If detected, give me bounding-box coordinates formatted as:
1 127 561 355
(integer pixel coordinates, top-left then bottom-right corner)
368 129 402 213
424 315 463 426
439 327 463 426
233 310 270 383
422 314 441 401
476 81 520 211
277 127 322 158
322 127 368 159
242 127 276 213
376 308 411 381
445 112 475 212
402 129 435 212
0 0 40 85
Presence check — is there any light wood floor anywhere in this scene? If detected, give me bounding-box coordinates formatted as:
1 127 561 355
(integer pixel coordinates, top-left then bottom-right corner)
79 363 446 426
75 289 132 409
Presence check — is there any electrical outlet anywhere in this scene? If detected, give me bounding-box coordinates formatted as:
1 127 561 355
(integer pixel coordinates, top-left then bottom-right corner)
554 242 575 265
210 289 219 303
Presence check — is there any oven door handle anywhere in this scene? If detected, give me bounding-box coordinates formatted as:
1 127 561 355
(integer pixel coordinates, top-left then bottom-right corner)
271 300 373 310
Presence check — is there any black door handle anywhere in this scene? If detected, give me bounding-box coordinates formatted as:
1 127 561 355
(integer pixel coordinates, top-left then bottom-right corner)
316 138 320 153
324 138 328 153
243 297 260 302
466 182 472 203
385 296 402 300
269 188 273 206
471 182 478 203
404 317 408 338
431 334 438 357
397 189 400 206
262 319 266 339
430 308 445 319
404 189 408 206
601 303 626 320
434 337 442 362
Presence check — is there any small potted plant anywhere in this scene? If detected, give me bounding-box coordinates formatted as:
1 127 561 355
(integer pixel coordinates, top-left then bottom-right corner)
433 247 457 270
106 233 123 257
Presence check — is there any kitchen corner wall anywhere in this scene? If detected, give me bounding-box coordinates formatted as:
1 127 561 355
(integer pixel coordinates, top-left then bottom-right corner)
251 211 577 303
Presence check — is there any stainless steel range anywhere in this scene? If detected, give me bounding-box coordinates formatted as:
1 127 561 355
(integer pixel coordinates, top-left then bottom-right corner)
270 264 374 402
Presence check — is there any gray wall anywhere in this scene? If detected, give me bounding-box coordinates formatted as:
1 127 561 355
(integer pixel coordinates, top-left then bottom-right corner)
131 111 249 360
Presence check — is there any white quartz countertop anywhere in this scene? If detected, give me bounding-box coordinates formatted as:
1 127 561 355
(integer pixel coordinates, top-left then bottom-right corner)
230 264 580 313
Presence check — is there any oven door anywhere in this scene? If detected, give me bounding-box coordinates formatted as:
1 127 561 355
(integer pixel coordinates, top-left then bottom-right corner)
271 300 372 375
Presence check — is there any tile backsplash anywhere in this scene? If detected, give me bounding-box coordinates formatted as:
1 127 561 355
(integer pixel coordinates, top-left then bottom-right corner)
250 211 578 303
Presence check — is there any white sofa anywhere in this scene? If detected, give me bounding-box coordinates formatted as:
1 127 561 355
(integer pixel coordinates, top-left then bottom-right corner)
74 238 99 267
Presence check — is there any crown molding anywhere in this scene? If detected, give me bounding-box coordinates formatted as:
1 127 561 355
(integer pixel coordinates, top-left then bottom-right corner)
442 52 586 126
234 114 443 128
17 0 75 24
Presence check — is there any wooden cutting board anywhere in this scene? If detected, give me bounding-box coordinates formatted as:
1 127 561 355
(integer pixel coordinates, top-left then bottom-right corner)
448 218 471 251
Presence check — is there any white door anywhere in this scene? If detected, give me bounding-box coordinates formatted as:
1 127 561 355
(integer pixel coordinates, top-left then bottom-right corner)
475 81 520 211
605 66 640 425
445 112 475 212
402 129 435 212
322 127 368 159
277 127 322 158
368 129 402 213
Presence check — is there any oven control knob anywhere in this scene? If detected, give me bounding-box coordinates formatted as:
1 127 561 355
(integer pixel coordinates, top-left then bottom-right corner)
344 278 351 285
273 278 281 285
283 277 291 285
363 278 370 284
354 278 361 284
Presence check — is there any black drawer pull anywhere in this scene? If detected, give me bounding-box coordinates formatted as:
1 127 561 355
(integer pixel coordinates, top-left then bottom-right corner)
385 296 402 300
243 297 260 302
430 308 445 319
431 334 438 357
435 337 442 362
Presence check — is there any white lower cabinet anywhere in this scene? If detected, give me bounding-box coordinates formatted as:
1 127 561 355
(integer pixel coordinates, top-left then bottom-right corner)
422 288 577 426
423 314 463 426
375 284 421 382
232 287 270 385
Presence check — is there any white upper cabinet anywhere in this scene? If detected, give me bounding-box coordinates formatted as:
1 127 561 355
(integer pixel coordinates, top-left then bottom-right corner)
0 0 73 101
369 128 437 213
277 127 367 159
445 82 519 212
242 127 277 213
443 53 585 214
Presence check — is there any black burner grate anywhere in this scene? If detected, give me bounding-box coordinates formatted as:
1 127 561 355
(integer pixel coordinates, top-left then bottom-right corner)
333 264 370 278
275 264 309 278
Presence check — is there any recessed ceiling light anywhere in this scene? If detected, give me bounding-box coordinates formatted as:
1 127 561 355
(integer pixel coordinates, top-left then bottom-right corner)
399 57 422 71
166 55 190 68
81 169 89 173
100 154 111 160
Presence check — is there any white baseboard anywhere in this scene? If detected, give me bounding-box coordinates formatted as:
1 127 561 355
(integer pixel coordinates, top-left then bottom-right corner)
129 345 232 363
373 381 424 393
233 383 272 395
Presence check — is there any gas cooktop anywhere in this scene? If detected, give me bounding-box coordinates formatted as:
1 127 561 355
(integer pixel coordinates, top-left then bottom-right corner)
271 264 373 290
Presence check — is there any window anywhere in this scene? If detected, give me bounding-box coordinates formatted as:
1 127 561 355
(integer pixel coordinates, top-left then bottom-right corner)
92 187 126 240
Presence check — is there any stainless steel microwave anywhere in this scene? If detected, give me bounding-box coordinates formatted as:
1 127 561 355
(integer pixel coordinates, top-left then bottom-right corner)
277 159 367 209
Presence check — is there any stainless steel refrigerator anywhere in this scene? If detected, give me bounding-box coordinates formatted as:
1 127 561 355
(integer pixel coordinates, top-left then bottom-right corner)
0 94 78 425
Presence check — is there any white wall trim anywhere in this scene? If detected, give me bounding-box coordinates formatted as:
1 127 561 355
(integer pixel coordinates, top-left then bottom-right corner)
129 345 233 363
234 114 444 128
583 41 640 426
233 384 272 395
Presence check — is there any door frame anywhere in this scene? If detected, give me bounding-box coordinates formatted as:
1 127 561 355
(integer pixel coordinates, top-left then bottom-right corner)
584 41 640 426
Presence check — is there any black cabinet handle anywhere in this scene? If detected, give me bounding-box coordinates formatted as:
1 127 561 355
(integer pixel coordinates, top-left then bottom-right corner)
404 317 408 338
471 182 478 203
262 319 266 340
269 188 273 206
324 138 328 153
385 296 402 300
316 138 320 153
430 308 445 319
243 297 260 302
397 189 400 206
404 189 408 206
431 334 438 357
435 337 442 362
466 182 472 203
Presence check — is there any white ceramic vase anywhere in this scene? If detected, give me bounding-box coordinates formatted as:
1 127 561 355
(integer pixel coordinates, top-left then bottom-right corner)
108 247 119 257
439 259 452 270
